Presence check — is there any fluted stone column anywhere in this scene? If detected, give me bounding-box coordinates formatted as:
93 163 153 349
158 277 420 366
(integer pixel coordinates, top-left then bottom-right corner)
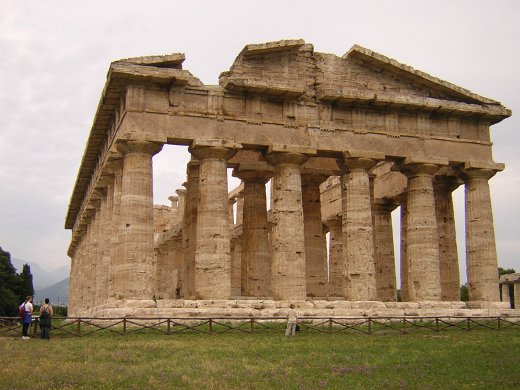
230 232 242 297
236 195 244 225
501 284 510 306
401 162 442 301
168 195 179 227
324 215 343 297
400 202 410 301
175 188 186 225
106 159 123 302
182 161 199 299
234 168 272 297
464 168 500 302
94 183 110 308
113 140 163 300
88 201 101 310
266 151 309 300
374 200 397 302
301 174 328 297
228 197 236 226
434 176 461 301
339 155 379 301
190 145 237 299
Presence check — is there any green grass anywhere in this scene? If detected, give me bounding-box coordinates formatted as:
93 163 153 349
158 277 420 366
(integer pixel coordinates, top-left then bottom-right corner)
1 328 519 389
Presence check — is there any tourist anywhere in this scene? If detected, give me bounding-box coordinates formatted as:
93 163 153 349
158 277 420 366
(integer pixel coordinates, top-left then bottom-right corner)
39 298 53 340
19 296 33 340
285 304 298 336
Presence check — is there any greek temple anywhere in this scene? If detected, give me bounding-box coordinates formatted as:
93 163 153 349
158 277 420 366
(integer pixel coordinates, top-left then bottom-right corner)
65 40 513 317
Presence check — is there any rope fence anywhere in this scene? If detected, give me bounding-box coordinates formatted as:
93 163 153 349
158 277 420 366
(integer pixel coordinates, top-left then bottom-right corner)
1 316 519 338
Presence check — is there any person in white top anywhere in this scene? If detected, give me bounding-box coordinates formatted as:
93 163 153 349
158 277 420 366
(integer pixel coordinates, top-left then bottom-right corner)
285 304 298 336
19 296 33 339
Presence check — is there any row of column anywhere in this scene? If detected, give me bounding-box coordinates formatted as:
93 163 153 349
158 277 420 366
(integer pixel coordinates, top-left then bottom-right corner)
69 140 501 313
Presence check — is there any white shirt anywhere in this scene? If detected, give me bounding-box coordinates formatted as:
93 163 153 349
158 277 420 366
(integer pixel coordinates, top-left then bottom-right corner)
22 302 33 313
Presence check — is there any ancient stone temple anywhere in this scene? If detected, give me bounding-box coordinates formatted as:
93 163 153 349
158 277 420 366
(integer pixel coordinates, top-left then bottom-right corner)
65 40 514 318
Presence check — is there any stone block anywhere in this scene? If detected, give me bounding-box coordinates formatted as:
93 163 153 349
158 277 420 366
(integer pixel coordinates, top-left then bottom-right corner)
466 301 511 309
351 301 387 309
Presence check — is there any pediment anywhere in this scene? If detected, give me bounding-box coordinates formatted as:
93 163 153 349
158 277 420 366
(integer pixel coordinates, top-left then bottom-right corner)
342 45 497 105
219 40 509 121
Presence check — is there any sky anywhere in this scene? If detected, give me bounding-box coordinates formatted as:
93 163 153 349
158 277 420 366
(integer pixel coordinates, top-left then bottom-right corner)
0 0 519 283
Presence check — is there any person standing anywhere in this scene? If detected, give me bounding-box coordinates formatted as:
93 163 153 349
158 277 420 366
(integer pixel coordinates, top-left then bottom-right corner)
39 298 53 340
19 296 33 340
285 304 298 337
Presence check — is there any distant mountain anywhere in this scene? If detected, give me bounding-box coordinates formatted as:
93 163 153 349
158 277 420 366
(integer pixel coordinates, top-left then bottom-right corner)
35 278 69 306
11 258 70 290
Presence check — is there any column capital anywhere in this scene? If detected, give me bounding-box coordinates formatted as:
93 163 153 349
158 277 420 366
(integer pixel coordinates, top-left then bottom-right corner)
338 150 384 173
301 173 328 186
116 140 163 156
374 198 398 213
190 145 237 161
104 159 123 174
168 195 179 203
434 175 463 192
397 157 447 178
233 166 273 184
399 162 440 178
323 214 342 229
175 188 186 196
463 167 497 181
265 151 309 166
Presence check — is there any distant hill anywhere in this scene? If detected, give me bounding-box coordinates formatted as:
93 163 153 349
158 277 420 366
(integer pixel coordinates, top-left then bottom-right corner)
35 278 69 306
11 258 69 289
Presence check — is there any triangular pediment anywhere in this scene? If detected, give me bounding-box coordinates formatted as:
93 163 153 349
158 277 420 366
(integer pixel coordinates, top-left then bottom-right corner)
341 45 496 105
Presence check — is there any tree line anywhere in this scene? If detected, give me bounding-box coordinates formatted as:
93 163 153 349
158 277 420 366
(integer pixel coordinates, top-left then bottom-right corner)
0 246 34 316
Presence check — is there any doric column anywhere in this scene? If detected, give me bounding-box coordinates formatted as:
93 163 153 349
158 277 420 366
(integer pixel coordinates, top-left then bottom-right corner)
94 186 107 308
228 197 236 226
175 188 186 226
230 232 242 297
168 195 179 227
88 200 101 310
374 200 397 302
106 159 123 302
181 161 199 299
190 143 238 299
301 174 328 298
401 160 442 301
113 140 163 300
234 167 272 297
324 215 343 297
266 151 309 300
500 284 510 306
339 153 381 301
236 194 244 226
434 176 461 301
464 167 500 302
400 201 410 301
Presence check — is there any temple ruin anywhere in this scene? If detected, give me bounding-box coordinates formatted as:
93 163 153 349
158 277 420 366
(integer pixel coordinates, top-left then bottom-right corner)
65 40 514 317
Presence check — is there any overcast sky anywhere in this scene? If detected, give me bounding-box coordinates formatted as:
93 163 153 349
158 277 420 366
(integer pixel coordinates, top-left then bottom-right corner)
1 1 519 282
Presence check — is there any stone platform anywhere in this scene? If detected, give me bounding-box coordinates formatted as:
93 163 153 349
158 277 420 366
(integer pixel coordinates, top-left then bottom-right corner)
84 299 516 319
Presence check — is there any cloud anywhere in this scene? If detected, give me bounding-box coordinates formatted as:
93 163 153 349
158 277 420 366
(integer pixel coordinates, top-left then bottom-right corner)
0 0 519 278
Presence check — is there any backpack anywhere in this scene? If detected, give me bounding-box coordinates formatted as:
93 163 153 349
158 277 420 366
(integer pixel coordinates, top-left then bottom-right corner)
40 307 50 320
18 303 26 318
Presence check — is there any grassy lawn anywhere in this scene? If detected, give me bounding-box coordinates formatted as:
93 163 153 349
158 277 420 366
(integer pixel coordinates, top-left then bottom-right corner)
1 327 519 389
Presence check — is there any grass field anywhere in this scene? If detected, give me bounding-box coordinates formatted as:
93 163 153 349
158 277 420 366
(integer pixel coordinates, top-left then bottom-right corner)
1 327 519 389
